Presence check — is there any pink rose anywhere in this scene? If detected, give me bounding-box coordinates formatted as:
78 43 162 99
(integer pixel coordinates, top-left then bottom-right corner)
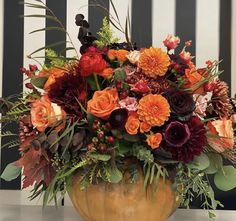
163 34 180 50
193 92 212 117
119 97 138 112
179 50 193 63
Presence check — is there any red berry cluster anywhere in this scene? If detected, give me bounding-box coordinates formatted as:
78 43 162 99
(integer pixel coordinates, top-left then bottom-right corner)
20 64 38 89
87 120 115 153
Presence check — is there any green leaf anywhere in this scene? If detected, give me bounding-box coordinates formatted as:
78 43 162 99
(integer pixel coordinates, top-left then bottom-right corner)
114 70 127 81
214 166 236 191
116 140 130 155
29 27 65 34
1 162 21 181
22 14 58 22
30 77 48 89
123 133 139 142
187 153 210 170
204 153 223 175
89 153 111 162
85 75 97 90
107 166 123 183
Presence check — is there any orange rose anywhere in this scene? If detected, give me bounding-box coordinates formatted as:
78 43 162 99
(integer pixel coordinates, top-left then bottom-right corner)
87 88 118 119
107 49 129 62
31 95 65 132
44 67 67 91
107 49 117 60
98 68 114 79
207 118 234 153
140 122 151 133
146 133 162 149
125 114 140 135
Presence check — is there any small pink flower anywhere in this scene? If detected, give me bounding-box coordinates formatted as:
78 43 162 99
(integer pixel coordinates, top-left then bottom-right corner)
163 34 180 50
126 50 140 64
119 96 138 112
179 50 193 63
193 92 212 117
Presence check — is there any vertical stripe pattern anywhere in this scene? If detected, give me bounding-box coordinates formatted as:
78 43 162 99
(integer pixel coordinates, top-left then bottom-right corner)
131 0 152 48
0 0 236 209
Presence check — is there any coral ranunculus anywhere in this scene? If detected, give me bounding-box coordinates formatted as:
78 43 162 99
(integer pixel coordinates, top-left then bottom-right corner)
163 34 180 50
125 114 140 135
137 94 170 127
146 133 162 149
79 51 107 76
138 47 170 78
87 88 118 119
31 95 65 132
207 118 234 153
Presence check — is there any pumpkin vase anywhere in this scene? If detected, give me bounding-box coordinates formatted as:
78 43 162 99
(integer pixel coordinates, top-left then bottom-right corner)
69 172 180 221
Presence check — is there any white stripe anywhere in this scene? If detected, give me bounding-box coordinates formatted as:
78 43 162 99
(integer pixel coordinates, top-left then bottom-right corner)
152 0 176 49
22 0 46 200
66 0 88 58
232 0 236 97
109 0 132 42
196 0 219 68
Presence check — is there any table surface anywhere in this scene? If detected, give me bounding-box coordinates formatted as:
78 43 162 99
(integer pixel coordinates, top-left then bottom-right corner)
0 191 236 221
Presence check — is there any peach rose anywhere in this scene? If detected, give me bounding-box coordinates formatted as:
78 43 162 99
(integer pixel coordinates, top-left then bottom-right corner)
44 68 67 91
31 95 65 132
98 68 114 79
87 88 118 119
207 118 234 153
140 122 151 133
126 50 140 64
125 114 140 135
146 133 162 149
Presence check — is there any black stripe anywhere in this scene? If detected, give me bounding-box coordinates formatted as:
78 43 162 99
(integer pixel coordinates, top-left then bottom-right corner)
46 0 67 55
0 0 24 190
219 0 232 93
88 0 110 37
131 0 152 48
175 0 196 60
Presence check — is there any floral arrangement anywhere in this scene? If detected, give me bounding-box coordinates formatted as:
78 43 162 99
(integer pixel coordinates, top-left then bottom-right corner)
1 2 236 219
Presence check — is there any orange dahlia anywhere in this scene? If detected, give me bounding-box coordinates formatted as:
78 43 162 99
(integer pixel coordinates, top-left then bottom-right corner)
137 94 170 127
138 47 170 78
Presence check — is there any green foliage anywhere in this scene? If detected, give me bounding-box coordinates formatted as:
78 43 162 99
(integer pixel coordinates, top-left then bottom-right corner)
175 164 223 219
95 17 119 48
114 70 127 81
214 166 236 191
31 76 47 89
45 49 65 67
187 153 210 171
1 139 20 149
204 153 223 175
1 162 21 181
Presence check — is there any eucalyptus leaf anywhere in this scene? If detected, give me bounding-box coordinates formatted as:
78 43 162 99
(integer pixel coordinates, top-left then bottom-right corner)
214 166 236 191
187 153 210 170
107 166 123 183
31 77 47 89
1 162 21 181
204 153 223 175
89 153 111 162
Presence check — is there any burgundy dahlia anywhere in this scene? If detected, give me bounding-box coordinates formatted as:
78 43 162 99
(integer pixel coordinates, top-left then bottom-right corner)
48 73 87 120
163 116 206 163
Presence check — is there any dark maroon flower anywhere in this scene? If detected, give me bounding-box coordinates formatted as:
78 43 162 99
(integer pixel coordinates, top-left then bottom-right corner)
163 116 207 163
108 108 128 129
164 121 191 147
48 73 87 120
165 89 195 118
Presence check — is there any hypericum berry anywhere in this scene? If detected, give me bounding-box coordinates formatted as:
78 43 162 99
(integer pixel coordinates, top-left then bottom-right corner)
105 122 111 129
20 67 26 74
87 143 94 151
25 83 34 89
92 123 98 130
107 136 114 143
116 80 122 90
29 64 38 72
99 143 106 152
25 70 33 77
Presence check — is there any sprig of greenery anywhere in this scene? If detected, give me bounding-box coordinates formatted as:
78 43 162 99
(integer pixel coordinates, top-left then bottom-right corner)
95 17 119 48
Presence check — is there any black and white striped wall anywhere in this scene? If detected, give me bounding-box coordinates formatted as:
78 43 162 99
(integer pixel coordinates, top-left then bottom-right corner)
0 0 236 208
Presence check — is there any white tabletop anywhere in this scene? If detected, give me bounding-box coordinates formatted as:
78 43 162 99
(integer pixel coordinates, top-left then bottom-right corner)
0 191 236 221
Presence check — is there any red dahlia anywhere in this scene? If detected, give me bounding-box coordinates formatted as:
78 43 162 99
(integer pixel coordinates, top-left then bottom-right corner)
48 73 87 120
163 116 207 163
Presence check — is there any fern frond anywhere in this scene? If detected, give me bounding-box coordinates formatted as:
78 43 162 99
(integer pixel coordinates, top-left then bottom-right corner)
0 131 17 137
7 106 30 116
1 139 20 149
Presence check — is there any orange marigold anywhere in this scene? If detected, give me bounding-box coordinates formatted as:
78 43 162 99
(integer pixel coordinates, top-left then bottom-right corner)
137 94 170 127
146 133 162 149
138 47 170 78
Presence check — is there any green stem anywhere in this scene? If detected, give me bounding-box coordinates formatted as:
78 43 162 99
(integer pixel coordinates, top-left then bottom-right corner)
93 74 101 90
